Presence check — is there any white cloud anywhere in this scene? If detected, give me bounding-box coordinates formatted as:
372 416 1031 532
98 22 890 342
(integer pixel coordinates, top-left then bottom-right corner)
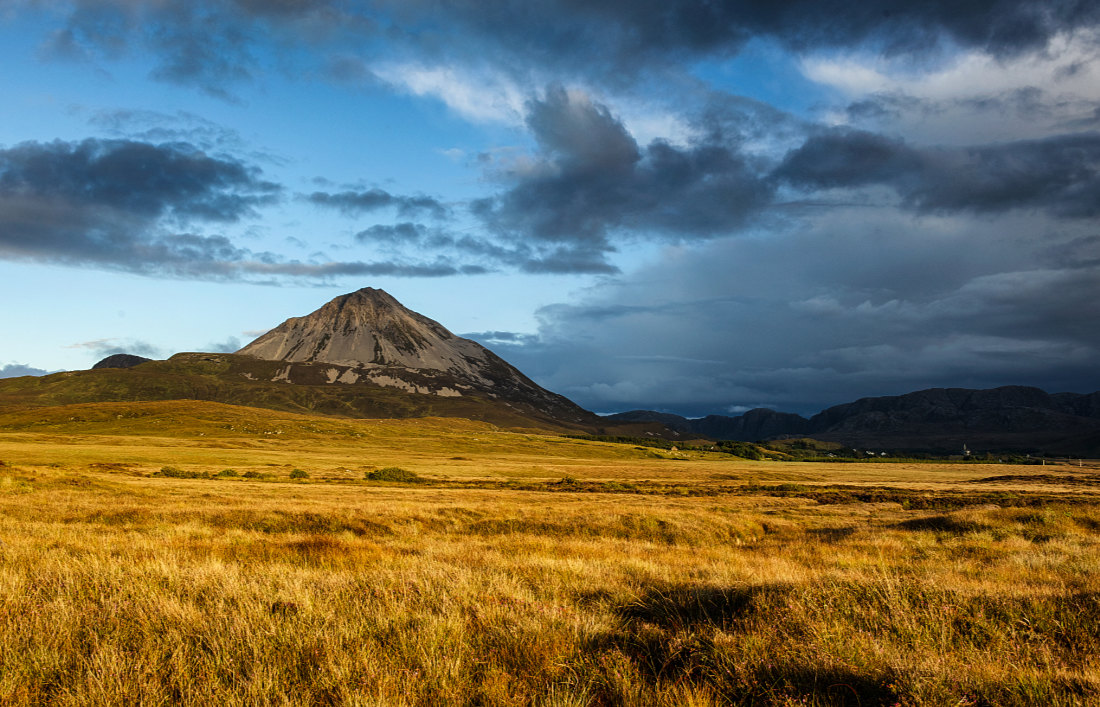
803 30 1100 143
375 63 528 125
377 63 697 153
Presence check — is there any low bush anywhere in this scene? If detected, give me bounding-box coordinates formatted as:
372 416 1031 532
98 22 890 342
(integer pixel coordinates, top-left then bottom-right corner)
154 466 211 479
289 469 309 479
365 466 421 483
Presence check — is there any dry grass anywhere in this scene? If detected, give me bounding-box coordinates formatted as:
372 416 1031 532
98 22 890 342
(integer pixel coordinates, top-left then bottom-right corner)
1 401 1099 705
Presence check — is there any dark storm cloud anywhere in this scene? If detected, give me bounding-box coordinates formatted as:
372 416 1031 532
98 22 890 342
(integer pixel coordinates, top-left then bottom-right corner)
33 0 1100 97
776 129 1100 218
0 138 280 276
472 86 775 263
0 138 278 274
0 138 278 221
490 211 1100 416
0 137 485 281
420 0 1100 68
309 189 448 219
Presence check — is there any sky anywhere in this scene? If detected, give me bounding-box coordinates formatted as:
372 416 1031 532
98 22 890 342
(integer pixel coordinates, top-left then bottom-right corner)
1 1 1099 417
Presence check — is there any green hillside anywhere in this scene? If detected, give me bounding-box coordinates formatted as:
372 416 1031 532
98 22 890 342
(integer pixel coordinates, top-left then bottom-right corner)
0 353 589 431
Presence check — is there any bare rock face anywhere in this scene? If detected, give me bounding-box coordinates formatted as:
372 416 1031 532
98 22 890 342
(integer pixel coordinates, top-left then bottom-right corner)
238 288 489 375
236 287 594 424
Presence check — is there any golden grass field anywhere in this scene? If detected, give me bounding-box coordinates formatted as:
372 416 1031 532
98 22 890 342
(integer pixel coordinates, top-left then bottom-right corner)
1 400 1098 705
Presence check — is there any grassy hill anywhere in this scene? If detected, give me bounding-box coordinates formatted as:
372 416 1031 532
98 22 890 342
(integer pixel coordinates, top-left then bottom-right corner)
0 353 601 431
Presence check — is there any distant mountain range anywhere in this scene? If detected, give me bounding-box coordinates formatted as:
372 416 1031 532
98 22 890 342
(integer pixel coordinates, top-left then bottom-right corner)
605 386 1100 455
1 287 1097 454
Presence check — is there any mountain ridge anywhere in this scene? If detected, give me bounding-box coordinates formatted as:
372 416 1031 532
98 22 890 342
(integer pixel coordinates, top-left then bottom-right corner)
603 385 1100 455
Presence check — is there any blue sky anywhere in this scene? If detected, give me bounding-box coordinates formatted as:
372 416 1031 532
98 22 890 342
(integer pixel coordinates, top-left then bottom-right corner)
2 1 1099 415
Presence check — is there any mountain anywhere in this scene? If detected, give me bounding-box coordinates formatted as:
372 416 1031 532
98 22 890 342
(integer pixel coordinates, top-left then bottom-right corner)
605 386 1100 455
235 287 594 426
805 386 1100 455
0 288 601 431
604 408 810 440
240 288 493 375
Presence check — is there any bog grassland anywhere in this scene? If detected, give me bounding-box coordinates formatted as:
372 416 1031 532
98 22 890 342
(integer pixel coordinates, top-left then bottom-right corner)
0 400 1098 706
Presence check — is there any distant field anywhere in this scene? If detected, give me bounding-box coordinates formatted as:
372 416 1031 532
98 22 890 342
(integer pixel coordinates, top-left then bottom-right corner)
1 401 1098 705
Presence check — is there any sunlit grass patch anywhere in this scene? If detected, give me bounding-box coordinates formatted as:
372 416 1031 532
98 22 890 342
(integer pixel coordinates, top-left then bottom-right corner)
0 422 1098 705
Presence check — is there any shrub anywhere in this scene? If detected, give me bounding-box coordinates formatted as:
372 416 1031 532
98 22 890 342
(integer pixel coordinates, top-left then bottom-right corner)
242 470 273 480
289 469 309 480
154 466 211 479
216 469 239 477
365 467 421 483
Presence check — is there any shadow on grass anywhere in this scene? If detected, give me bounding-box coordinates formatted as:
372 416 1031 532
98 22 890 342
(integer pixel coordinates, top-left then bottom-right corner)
616 583 785 631
895 514 991 533
601 583 1100 705
599 583 900 705
806 526 859 542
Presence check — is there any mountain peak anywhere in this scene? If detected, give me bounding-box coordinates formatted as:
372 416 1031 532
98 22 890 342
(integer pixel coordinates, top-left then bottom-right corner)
236 288 467 370
234 287 595 425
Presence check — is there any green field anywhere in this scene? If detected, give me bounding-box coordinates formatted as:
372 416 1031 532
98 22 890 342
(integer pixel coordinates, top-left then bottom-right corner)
1 401 1098 705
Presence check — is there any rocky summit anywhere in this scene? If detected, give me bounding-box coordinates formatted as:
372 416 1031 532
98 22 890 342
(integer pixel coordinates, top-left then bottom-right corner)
239 288 493 375
236 287 594 425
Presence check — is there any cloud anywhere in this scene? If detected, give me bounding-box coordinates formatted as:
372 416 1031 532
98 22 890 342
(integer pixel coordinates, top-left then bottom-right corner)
806 29 1100 145
84 109 277 161
66 338 165 360
0 137 492 281
0 138 279 221
0 137 287 278
489 207 1100 416
0 363 55 378
239 259 488 278
35 0 368 99
775 129 1100 218
28 0 1100 101
307 188 448 219
463 331 541 347
471 86 777 270
374 63 528 125
350 218 621 275
205 336 242 353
